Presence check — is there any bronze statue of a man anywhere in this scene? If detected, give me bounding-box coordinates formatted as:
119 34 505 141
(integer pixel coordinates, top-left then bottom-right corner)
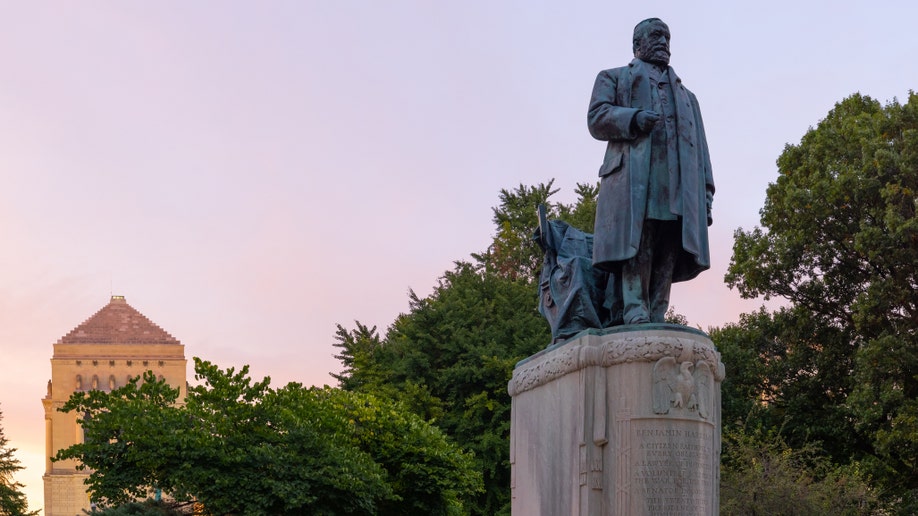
588 18 714 325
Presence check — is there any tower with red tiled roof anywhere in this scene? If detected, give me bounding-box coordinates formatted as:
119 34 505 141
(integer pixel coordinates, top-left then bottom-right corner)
42 296 187 516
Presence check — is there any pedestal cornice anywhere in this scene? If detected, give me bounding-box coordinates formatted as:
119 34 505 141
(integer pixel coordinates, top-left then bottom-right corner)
508 324 724 397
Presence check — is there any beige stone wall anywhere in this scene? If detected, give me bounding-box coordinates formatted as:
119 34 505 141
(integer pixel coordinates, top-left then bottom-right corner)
43 472 91 516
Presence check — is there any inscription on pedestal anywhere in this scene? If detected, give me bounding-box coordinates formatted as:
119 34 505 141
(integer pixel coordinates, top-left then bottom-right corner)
630 419 715 515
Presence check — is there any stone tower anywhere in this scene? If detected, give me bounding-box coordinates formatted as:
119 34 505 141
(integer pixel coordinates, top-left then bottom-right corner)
42 296 187 516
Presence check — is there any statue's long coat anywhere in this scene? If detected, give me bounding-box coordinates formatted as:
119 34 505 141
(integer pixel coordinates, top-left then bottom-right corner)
588 58 714 282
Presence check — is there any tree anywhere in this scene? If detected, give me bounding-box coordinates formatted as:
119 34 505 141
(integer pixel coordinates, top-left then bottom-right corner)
335 263 547 515
711 307 863 460
710 306 892 511
720 423 881 516
0 405 38 516
291 387 482 516
725 92 918 508
86 499 188 515
56 360 481 515
333 182 603 514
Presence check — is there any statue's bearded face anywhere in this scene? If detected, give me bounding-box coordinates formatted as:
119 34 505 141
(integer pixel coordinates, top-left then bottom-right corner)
635 21 671 66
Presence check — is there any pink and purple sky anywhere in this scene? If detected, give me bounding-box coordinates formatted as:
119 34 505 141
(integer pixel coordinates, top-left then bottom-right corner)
2 2 917 512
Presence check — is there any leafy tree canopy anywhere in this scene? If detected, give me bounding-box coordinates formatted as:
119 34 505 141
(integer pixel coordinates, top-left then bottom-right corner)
711 306 862 460
720 423 882 516
86 499 188 515
56 360 481 516
723 92 918 507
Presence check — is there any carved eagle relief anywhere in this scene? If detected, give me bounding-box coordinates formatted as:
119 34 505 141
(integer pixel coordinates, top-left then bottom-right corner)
652 357 714 419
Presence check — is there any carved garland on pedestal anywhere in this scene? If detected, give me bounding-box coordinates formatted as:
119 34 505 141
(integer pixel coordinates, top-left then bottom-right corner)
507 332 725 397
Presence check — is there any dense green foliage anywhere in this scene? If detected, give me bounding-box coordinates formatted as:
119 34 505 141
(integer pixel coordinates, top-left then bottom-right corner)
86 499 189 515
722 92 918 511
712 307 861 460
0 405 38 516
720 423 881 515
56 360 481 516
333 181 599 515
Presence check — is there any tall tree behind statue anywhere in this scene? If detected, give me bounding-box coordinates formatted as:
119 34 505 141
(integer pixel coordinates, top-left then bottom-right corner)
725 92 918 510
333 181 599 516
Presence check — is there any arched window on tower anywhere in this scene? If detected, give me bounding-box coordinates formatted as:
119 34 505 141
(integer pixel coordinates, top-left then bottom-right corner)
78 411 92 444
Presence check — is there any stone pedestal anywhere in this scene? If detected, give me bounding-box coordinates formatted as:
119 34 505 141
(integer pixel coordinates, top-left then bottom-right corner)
508 325 724 516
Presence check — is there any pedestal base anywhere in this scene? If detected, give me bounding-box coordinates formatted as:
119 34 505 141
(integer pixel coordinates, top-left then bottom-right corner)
508 324 724 516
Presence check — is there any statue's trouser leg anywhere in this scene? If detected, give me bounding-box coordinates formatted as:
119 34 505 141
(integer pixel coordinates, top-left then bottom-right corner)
603 270 624 327
622 222 655 324
622 219 680 324
649 220 680 322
